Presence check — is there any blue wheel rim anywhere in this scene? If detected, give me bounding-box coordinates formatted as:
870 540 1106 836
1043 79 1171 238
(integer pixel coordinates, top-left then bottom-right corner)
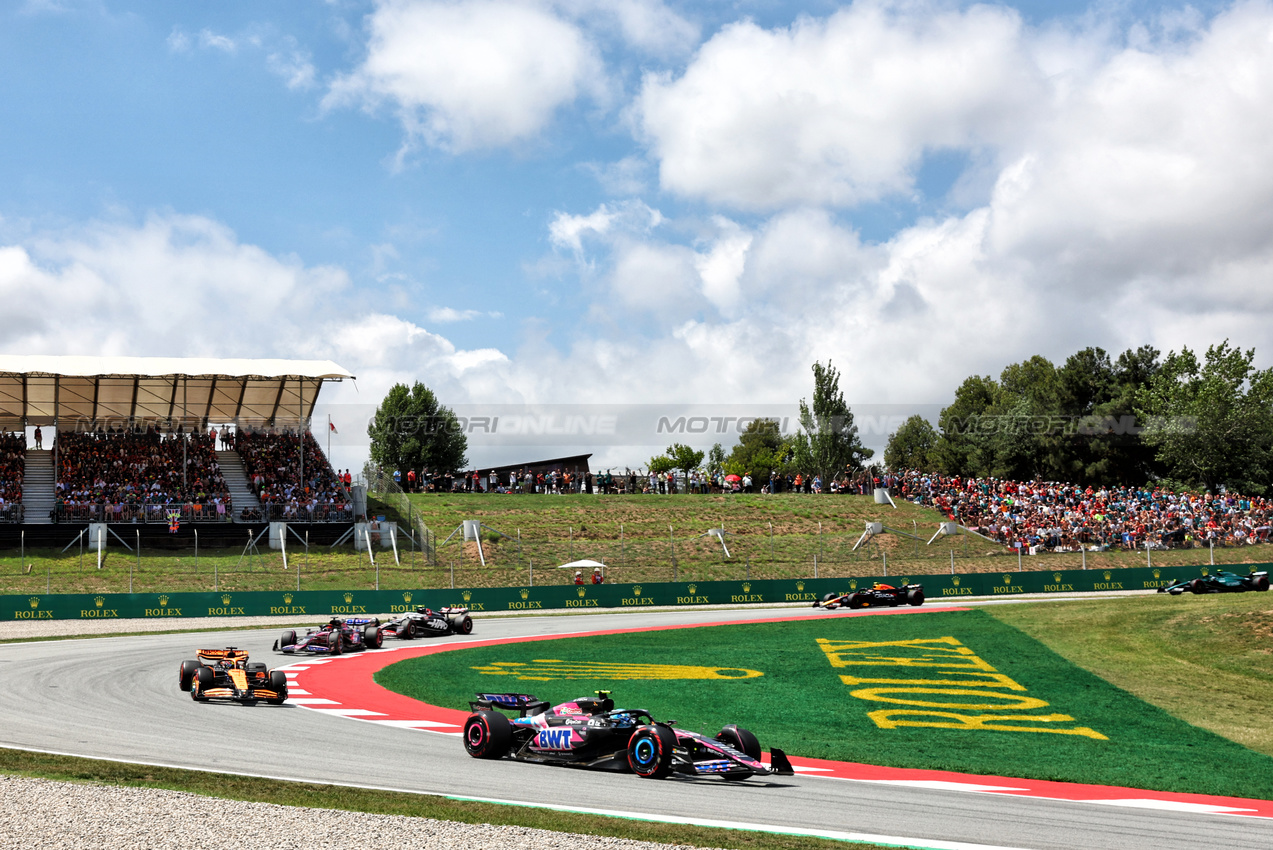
633 737 656 765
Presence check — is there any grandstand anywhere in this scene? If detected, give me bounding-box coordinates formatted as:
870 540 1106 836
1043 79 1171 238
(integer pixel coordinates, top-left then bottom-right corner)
0 356 355 537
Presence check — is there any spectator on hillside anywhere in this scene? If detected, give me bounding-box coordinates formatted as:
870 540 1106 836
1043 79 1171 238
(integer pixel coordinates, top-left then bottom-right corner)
891 468 1271 553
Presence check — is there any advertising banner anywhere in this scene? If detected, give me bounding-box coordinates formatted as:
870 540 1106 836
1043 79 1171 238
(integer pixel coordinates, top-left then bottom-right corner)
1 563 1258 622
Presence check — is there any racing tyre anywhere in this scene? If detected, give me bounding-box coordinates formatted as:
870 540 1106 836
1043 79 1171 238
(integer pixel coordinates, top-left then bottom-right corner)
267 670 288 705
846 592 867 610
1189 579 1206 594
178 660 199 692
279 630 297 650
364 625 383 649
1255 575 1270 592
191 666 213 701
628 725 676 779
329 634 343 655
463 711 512 759
454 615 474 635
907 588 925 607
401 620 417 640
716 724 762 760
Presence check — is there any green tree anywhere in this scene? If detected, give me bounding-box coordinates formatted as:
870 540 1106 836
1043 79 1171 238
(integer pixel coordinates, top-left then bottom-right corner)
646 455 676 475
725 418 787 483
1136 341 1273 493
706 443 726 476
791 360 873 482
367 382 468 476
664 443 705 476
932 374 1000 475
884 415 938 470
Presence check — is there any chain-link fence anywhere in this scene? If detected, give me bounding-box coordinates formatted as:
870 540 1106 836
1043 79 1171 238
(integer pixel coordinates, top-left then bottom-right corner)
362 463 437 565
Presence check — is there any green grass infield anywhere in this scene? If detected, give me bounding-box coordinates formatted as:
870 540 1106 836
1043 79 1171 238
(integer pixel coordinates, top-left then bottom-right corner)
375 608 1273 800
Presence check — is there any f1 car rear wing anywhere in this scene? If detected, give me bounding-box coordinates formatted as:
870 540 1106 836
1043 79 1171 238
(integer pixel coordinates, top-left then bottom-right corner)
471 692 549 716
439 606 469 615
197 648 250 663
343 617 381 626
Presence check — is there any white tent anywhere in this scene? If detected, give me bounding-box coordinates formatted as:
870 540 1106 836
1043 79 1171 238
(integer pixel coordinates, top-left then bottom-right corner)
557 558 607 569
0 355 353 429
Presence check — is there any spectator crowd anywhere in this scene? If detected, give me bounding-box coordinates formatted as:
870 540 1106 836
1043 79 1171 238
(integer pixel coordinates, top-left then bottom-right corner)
893 469 1271 552
233 428 351 521
0 431 25 519
54 427 231 522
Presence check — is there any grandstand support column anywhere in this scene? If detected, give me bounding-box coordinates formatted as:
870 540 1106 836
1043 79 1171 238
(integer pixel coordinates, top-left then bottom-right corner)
52 376 58 492
182 376 188 491
298 377 304 504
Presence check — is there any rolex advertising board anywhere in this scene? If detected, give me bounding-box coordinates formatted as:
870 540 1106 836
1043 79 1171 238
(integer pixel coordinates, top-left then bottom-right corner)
1 564 1256 621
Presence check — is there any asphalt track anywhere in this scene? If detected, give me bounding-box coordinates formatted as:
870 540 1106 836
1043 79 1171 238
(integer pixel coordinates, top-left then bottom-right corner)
1 605 1270 850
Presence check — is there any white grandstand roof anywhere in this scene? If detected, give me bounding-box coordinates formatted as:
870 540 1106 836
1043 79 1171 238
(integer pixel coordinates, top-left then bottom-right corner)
0 355 354 430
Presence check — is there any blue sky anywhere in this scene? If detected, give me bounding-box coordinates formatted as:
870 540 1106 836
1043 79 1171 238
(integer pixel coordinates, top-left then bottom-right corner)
2 0 1270 470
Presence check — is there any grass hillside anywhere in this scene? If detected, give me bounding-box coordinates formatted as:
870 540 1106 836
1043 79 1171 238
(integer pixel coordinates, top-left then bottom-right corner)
1 492 1269 593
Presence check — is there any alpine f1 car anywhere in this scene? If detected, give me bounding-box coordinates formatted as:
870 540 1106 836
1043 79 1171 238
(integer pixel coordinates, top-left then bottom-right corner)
462 690 794 781
178 648 288 705
273 617 384 654
1157 570 1270 595
813 581 924 610
379 606 474 639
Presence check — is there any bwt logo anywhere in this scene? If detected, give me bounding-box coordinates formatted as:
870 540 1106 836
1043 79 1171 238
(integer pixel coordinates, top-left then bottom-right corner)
535 729 574 750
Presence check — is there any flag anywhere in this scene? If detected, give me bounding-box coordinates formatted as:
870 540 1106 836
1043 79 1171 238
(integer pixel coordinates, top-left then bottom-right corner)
329 421 338 434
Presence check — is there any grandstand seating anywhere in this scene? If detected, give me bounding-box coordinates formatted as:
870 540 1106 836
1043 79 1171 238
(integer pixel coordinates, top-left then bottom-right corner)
52 428 230 523
232 428 352 523
0 432 24 522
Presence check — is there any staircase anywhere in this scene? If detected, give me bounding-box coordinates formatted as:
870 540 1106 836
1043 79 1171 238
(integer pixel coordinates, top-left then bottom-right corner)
21 450 56 525
216 450 261 521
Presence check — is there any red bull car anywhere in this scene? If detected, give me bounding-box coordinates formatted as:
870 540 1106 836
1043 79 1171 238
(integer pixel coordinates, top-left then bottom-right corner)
178 648 288 705
462 690 794 781
813 581 925 610
380 606 474 639
1157 570 1269 595
273 617 384 654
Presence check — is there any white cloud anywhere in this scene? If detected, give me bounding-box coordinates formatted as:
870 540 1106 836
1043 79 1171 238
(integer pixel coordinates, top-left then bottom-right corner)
548 199 662 259
581 155 650 196
693 217 751 316
427 306 503 322
328 0 605 152
556 0 699 56
199 29 238 53
638 0 1042 209
0 215 514 425
166 27 191 53
267 39 318 90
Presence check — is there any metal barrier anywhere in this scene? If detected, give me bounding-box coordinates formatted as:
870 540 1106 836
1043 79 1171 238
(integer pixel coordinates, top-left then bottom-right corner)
363 463 436 564
54 503 233 524
0 504 23 524
263 503 354 523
